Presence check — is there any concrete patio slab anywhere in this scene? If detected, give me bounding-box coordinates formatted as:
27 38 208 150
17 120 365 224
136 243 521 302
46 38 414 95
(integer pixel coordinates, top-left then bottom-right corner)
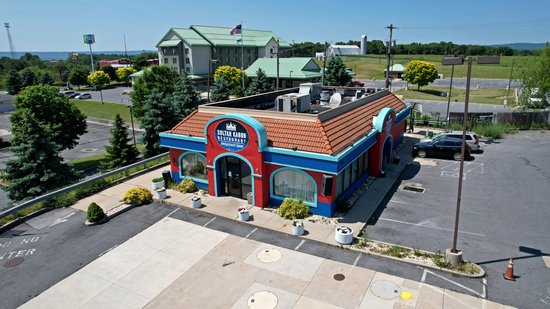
80 284 151 309
230 282 300 309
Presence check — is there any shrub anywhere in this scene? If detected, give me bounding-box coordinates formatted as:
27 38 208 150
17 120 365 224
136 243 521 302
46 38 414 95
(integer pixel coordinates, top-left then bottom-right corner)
277 198 310 220
122 187 153 206
152 177 164 183
177 178 198 193
74 179 110 200
87 202 105 222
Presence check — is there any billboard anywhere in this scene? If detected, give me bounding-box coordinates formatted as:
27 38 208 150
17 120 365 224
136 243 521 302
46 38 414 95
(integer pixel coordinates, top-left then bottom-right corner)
83 34 95 44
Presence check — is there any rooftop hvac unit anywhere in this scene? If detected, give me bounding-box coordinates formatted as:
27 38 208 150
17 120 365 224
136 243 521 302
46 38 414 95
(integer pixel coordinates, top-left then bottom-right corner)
299 83 322 101
320 91 330 105
276 93 311 113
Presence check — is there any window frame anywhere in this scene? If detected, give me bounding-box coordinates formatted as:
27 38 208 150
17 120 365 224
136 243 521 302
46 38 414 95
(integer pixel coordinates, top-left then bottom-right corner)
179 152 208 183
270 168 317 207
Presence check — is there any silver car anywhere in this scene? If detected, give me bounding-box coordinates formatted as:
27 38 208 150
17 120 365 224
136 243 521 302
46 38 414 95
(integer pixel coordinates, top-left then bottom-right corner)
421 131 480 152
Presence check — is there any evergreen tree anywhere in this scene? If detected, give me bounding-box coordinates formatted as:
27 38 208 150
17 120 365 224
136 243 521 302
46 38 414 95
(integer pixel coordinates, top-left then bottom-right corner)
6 70 22 95
41 72 54 85
102 114 138 169
245 68 274 96
324 57 352 86
210 77 231 102
129 65 179 118
2 110 76 201
171 72 200 118
140 90 179 157
21 69 37 87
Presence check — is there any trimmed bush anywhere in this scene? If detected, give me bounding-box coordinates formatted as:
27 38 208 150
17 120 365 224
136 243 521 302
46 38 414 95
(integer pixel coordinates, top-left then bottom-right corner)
87 202 105 222
152 177 164 183
277 198 310 220
177 178 198 193
122 187 153 206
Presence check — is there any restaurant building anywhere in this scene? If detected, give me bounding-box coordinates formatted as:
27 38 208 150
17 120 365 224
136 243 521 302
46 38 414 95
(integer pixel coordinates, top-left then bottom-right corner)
160 85 410 217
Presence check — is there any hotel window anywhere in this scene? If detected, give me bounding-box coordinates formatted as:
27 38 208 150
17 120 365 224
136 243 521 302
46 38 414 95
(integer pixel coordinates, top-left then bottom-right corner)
162 48 167 55
185 58 190 64
180 153 207 181
186 67 190 73
185 48 189 54
172 58 177 64
273 169 315 203
163 58 168 64
172 48 176 55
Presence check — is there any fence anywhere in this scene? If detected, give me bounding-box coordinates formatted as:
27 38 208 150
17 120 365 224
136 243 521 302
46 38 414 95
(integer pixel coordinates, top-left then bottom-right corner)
0 153 169 220
448 111 549 128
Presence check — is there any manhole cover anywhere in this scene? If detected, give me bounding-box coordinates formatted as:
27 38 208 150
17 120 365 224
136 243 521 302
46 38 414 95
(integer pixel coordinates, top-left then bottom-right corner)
247 291 278 309
256 249 282 263
402 183 425 193
81 148 98 153
333 273 345 281
3 257 24 268
370 280 401 300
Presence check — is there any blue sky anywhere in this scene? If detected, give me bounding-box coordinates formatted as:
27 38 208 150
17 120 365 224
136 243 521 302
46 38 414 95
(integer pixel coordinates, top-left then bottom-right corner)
1 0 549 52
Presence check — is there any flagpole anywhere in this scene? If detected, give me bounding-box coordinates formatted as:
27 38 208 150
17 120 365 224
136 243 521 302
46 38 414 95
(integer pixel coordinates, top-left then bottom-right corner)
241 21 244 93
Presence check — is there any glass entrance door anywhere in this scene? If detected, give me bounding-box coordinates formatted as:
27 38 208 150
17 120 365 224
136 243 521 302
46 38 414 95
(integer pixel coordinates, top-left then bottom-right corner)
219 156 251 199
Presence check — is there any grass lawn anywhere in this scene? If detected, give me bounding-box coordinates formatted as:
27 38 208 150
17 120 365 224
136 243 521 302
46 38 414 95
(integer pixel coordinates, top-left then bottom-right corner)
333 55 533 80
393 86 512 105
71 100 139 124
68 144 145 172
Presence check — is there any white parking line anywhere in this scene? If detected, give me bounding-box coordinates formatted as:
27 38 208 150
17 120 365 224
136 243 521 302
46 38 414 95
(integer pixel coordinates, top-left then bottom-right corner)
244 228 257 239
423 268 485 299
379 218 486 237
353 253 362 266
203 217 216 227
294 239 306 251
390 200 434 208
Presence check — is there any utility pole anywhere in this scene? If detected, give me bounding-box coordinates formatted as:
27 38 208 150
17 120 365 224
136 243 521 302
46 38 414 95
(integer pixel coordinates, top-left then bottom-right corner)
4 23 16 59
321 42 329 86
385 24 396 90
276 39 280 90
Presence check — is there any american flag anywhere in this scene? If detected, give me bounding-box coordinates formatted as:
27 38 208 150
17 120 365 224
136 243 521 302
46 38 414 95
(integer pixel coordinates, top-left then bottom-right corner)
230 24 241 35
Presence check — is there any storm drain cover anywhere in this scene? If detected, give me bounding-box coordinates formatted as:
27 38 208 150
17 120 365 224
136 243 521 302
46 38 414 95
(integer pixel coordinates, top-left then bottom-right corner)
333 273 345 281
247 291 278 309
370 280 401 300
81 148 98 153
256 249 282 263
3 257 24 268
402 183 425 193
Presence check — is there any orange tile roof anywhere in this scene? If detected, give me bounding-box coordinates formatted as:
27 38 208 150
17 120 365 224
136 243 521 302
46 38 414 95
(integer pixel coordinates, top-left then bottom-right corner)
170 92 406 155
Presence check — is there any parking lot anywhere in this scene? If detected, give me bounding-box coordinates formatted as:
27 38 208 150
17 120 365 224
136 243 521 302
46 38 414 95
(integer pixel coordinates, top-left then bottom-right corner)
367 131 550 309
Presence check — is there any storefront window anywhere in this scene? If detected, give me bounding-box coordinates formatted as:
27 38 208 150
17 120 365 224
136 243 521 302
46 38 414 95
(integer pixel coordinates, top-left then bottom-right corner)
273 169 315 203
180 153 207 181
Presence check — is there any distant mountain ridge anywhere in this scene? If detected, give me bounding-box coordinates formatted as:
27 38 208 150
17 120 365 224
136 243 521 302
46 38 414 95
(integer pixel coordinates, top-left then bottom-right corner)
489 43 547 51
0 50 157 61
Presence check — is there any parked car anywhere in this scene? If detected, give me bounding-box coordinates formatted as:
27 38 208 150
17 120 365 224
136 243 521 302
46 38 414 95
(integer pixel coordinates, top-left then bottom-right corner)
62 91 75 97
75 93 91 100
352 80 365 87
421 131 480 152
68 92 81 99
413 137 471 161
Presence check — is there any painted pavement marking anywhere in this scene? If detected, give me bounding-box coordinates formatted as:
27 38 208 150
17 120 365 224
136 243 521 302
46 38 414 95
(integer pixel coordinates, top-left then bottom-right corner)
203 217 216 227
245 228 257 239
0 235 47 260
48 211 76 227
353 253 362 266
423 268 485 299
294 239 305 251
379 218 486 237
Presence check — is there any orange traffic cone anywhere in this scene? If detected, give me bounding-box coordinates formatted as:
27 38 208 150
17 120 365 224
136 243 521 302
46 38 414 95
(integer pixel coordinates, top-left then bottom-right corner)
503 257 515 281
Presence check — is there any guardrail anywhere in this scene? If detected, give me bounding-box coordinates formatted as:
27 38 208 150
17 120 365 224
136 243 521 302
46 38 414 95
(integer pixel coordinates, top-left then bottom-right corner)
0 153 169 220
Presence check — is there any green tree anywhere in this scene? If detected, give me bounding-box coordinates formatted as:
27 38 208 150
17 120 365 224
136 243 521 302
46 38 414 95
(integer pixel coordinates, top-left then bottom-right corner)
41 72 54 85
14 85 87 150
100 65 117 81
210 77 231 102
21 69 37 87
116 67 136 85
68 67 89 89
129 65 179 118
2 109 76 201
213 65 247 96
518 46 550 108
6 70 22 95
87 71 111 88
245 68 274 96
53 61 68 82
324 56 352 86
102 114 138 169
403 60 439 90
132 55 149 71
140 90 180 157
171 72 200 117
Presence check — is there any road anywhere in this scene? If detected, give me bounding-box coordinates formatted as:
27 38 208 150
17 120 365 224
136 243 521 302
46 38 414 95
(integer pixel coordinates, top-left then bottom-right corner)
406 99 511 116
358 78 521 91
367 131 550 309
1 202 494 308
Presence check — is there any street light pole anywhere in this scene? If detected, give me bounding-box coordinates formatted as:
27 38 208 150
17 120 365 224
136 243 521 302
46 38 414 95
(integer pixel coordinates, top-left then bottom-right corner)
127 101 136 147
207 59 219 102
289 70 293 88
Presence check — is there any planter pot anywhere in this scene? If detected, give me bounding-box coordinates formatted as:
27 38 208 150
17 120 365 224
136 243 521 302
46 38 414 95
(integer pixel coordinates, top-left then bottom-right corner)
191 197 201 209
156 190 167 200
335 226 354 244
238 211 249 221
152 181 164 190
292 225 304 236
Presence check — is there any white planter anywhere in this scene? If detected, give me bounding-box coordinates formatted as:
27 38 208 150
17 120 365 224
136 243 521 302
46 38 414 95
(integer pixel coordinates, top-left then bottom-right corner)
152 181 164 190
156 189 167 200
292 225 304 236
238 211 249 221
335 226 354 244
192 197 201 208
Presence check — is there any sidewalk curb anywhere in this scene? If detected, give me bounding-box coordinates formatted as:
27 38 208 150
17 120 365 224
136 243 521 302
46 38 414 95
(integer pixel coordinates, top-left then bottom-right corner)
0 207 51 233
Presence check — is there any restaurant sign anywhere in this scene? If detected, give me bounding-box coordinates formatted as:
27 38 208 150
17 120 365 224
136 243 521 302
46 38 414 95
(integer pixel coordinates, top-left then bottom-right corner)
215 120 249 152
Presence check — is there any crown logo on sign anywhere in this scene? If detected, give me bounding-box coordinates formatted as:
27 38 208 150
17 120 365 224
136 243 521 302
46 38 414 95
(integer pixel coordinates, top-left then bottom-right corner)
226 122 237 131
